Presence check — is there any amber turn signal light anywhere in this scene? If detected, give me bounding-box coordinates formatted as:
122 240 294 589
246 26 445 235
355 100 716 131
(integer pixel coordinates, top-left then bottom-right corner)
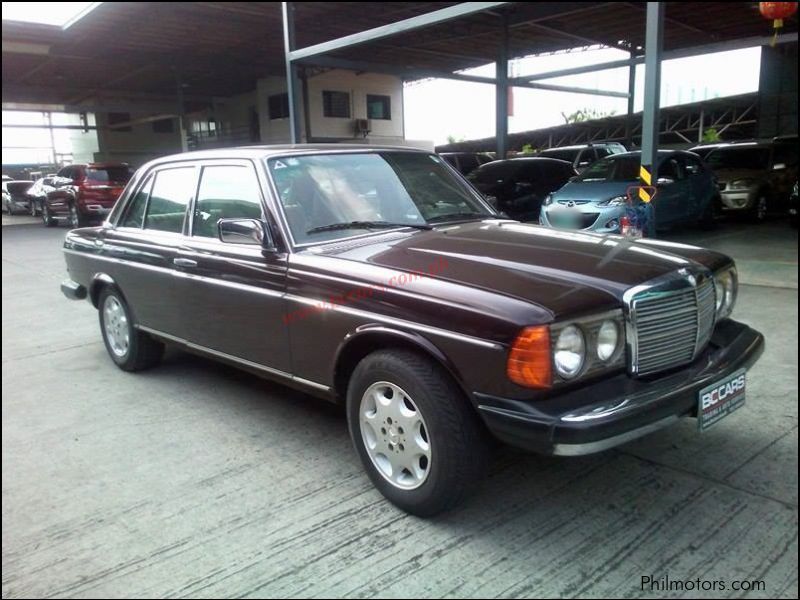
507 325 552 389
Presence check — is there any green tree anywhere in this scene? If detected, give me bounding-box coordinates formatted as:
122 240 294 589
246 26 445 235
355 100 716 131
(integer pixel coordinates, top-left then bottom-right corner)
701 127 722 143
561 108 617 124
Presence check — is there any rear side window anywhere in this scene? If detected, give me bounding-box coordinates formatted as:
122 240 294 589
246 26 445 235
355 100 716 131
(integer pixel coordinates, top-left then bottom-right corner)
120 174 154 228
144 167 195 233
192 165 263 238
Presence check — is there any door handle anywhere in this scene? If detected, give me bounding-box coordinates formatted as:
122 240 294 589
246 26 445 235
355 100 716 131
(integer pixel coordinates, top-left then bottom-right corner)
173 257 198 268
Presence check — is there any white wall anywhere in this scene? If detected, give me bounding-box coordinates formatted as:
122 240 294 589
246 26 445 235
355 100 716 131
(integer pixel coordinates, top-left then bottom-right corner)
94 113 183 168
259 69 405 144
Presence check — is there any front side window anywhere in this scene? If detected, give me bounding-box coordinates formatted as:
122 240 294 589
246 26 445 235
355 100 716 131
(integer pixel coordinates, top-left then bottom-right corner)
144 167 195 234
366 94 391 120
192 165 263 238
322 90 351 118
268 152 491 244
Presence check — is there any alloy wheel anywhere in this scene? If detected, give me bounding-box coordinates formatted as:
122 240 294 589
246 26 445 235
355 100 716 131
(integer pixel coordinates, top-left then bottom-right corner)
103 295 130 358
359 381 431 490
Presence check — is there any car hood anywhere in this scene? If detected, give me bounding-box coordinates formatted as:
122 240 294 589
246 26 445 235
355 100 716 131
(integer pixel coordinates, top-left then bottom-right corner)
712 167 766 183
322 220 730 317
550 181 633 203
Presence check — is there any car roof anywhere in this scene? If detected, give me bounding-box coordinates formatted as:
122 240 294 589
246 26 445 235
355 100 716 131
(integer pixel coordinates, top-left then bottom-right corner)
480 157 573 167
540 143 621 152
140 144 431 171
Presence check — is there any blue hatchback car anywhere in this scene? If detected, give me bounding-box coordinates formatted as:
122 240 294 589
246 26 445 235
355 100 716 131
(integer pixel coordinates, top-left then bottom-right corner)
540 150 718 233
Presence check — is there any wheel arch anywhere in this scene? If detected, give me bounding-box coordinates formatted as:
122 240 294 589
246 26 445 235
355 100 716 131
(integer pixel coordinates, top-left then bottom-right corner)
89 272 120 308
332 325 469 403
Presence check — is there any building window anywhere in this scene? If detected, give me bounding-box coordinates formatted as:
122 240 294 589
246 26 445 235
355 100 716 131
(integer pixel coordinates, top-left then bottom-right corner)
152 118 175 133
108 112 132 132
322 90 351 118
268 93 290 120
367 94 391 120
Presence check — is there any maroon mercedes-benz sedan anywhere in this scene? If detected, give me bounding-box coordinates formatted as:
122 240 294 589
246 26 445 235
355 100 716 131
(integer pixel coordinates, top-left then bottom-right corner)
60 145 764 516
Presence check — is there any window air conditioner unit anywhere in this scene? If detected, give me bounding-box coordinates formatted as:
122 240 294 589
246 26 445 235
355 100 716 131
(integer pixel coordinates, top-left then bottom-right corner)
354 118 371 138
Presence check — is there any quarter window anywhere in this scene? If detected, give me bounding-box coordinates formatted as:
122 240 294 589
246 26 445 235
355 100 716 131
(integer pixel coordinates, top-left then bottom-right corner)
144 167 195 234
322 90 351 118
192 165 263 238
120 174 154 228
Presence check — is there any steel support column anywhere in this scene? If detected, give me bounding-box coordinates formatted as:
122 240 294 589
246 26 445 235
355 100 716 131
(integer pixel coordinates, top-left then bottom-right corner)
282 2 303 143
639 2 664 237
496 13 509 159
625 52 636 147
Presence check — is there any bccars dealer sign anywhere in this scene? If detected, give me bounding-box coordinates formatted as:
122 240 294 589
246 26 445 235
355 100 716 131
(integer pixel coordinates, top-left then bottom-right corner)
697 368 747 431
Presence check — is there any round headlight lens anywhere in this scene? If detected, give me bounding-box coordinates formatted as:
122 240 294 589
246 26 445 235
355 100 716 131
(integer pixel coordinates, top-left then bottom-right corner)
554 325 586 379
597 320 619 361
714 277 725 312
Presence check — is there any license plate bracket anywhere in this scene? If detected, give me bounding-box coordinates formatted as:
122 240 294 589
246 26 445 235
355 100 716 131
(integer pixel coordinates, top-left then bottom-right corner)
697 368 746 431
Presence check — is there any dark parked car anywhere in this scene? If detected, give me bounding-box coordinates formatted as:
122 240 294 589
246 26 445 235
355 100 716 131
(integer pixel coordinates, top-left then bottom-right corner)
44 162 133 227
439 151 493 175
2 180 34 214
704 141 798 222
688 142 734 160
467 157 576 221
541 151 719 233
61 145 764 516
538 142 626 173
26 175 57 216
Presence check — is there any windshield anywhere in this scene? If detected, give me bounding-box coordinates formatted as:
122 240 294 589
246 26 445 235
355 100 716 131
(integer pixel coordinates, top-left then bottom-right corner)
86 166 133 183
706 147 770 170
268 152 492 244
576 155 640 182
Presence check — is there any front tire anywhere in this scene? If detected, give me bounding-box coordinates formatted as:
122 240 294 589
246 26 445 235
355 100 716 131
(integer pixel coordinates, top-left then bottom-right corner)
98 287 164 371
68 203 86 228
347 349 490 516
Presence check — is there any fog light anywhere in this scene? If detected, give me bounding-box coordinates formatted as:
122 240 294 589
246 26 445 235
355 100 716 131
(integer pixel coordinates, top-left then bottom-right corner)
606 218 619 231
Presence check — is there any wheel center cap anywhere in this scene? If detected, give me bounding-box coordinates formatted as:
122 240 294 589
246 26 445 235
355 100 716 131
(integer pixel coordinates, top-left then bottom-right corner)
388 428 399 442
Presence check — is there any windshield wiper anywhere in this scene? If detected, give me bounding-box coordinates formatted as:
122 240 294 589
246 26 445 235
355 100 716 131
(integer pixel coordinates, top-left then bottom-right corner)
425 212 488 224
306 220 433 235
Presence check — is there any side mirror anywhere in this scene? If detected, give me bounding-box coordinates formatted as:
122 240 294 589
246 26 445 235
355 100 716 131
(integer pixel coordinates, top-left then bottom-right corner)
656 176 675 187
773 162 786 171
485 194 499 209
218 218 273 248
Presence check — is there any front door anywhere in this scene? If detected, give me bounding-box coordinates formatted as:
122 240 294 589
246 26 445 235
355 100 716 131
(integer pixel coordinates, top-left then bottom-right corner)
174 161 291 373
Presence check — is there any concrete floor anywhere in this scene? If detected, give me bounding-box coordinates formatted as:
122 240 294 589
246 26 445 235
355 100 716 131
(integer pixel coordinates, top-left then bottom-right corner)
2 219 797 598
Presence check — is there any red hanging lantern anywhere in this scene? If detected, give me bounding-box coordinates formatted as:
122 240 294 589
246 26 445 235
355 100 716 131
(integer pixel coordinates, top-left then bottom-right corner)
759 2 798 44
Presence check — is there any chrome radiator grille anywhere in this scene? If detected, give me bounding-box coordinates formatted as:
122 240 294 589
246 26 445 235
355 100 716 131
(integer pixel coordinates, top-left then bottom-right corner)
627 275 716 376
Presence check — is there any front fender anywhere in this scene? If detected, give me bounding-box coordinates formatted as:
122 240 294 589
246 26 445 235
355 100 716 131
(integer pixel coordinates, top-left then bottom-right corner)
332 324 469 400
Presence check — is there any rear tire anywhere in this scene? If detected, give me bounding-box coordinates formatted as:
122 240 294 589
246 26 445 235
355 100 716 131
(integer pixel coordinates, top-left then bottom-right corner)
98 287 164 372
751 194 768 223
68 203 86 228
347 349 490 516
30 199 38 216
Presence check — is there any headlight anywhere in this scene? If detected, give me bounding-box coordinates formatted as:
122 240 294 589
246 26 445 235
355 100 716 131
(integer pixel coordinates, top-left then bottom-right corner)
543 194 553 206
598 195 627 207
729 179 755 190
597 320 620 361
714 267 737 319
554 325 586 379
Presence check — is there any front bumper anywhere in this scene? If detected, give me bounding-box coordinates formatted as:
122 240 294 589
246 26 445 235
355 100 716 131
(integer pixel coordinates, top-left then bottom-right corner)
719 189 757 212
476 319 764 455
540 203 623 233
61 278 87 300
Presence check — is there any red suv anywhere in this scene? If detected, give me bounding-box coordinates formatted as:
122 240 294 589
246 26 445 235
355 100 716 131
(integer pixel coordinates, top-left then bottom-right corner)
43 163 133 227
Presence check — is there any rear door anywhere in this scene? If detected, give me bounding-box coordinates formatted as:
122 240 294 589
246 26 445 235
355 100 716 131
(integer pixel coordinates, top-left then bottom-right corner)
102 164 197 335
173 160 291 372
